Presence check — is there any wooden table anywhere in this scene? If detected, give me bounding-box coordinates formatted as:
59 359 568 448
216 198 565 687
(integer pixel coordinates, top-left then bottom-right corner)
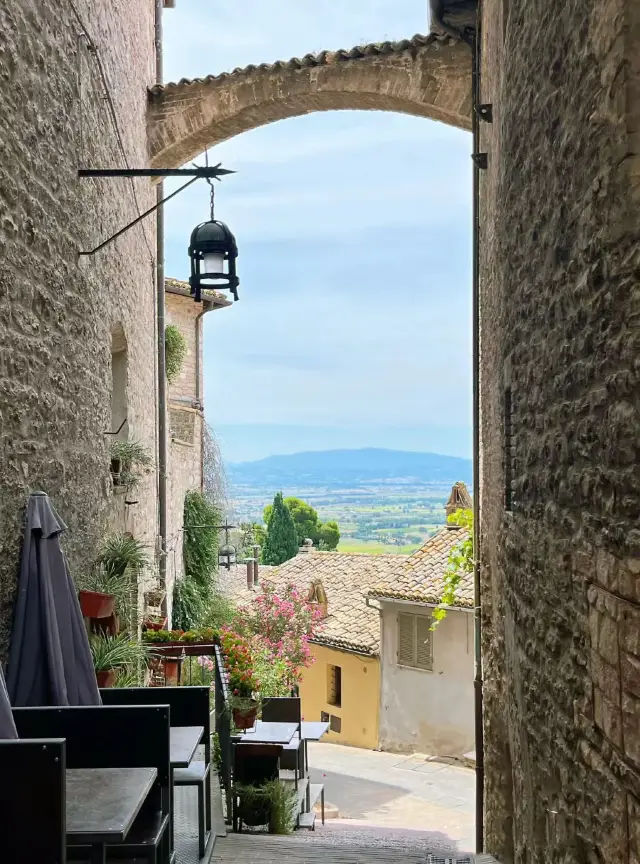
237 721 298 744
170 725 204 768
66 767 157 864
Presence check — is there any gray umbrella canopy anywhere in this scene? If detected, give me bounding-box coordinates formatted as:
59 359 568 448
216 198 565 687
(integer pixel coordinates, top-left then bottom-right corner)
6 492 101 707
0 665 17 738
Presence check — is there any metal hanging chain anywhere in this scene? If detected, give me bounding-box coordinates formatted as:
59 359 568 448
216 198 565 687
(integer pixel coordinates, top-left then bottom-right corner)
208 178 215 221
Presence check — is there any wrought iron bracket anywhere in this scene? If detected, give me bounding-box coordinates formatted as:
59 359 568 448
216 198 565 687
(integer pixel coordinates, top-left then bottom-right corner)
477 103 493 123
472 152 488 170
77 165 235 255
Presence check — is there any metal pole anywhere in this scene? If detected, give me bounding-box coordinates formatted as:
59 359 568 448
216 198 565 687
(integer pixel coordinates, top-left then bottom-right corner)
155 0 168 618
471 8 485 854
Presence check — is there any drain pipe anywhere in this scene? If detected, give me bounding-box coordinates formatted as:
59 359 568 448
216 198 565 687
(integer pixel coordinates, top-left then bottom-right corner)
471 5 485 854
155 0 168 611
195 308 206 493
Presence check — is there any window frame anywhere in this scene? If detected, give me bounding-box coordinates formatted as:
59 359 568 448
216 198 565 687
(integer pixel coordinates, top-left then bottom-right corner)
326 663 342 707
396 611 434 672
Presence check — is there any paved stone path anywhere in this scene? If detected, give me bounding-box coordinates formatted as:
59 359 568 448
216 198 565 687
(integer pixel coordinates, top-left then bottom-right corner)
306 742 475 854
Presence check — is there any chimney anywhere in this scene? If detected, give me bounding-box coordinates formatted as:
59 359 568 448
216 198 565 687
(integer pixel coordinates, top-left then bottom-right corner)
246 559 255 589
298 538 314 555
445 481 473 524
252 546 260 585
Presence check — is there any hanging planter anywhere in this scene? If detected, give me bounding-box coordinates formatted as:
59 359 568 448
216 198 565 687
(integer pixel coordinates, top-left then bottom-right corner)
143 616 168 632
79 590 115 620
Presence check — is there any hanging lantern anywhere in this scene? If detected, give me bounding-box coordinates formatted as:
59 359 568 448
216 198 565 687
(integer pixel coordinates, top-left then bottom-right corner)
218 542 237 571
188 179 239 303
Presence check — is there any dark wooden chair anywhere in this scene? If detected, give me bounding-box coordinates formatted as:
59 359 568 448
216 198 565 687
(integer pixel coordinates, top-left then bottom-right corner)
0 738 66 862
13 704 171 864
232 743 282 833
261 696 304 784
101 684 211 857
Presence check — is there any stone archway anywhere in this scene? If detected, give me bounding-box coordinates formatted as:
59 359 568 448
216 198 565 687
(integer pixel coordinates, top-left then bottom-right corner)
148 34 471 168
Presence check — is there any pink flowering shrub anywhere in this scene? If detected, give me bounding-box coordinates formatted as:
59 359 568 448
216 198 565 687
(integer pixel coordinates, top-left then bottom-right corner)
234 581 323 689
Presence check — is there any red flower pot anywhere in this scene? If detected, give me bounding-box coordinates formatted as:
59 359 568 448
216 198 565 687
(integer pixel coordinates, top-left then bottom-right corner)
79 590 115 619
96 669 117 688
232 704 259 730
162 656 184 686
143 618 168 632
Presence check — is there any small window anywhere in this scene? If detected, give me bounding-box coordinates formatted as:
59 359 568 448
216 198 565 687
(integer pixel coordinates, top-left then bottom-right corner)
397 612 433 671
504 387 514 511
327 664 342 707
329 714 341 734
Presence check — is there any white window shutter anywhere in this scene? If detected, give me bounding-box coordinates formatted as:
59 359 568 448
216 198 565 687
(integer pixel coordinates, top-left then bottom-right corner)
397 612 415 666
416 615 433 671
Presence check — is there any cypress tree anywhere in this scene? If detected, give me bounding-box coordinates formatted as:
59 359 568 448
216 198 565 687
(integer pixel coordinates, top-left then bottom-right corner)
262 491 299 565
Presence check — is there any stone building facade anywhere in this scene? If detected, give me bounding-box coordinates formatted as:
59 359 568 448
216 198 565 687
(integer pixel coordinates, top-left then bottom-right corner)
478 1 640 861
0 0 158 657
165 278 229 613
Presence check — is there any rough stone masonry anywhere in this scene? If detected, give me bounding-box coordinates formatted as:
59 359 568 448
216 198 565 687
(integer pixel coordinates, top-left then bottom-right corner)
479 0 640 861
0 0 158 658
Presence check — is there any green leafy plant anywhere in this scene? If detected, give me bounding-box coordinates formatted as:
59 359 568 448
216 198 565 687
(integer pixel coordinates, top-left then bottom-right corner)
211 732 223 774
234 781 298 834
431 508 474 629
165 324 187 384
90 634 149 672
172 576 207 631
183 491 221 589
98 534 150 578
110 439 153 488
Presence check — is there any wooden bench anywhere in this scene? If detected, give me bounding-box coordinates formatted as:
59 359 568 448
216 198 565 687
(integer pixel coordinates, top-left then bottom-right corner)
13 704 171 863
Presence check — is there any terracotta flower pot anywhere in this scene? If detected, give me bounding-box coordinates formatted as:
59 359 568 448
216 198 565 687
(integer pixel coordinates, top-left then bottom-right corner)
162 656 184 686
79 590 115 619
144 618 168 632
96 669 117 687
232 703 259 730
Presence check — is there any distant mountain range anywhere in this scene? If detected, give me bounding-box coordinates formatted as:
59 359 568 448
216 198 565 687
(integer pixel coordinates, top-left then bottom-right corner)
227 448 472 489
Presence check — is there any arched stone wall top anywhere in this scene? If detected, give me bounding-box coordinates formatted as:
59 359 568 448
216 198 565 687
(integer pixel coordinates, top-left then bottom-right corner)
148 33 472 168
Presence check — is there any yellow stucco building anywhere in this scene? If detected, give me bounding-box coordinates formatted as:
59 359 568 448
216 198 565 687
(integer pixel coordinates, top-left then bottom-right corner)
222 548 406 750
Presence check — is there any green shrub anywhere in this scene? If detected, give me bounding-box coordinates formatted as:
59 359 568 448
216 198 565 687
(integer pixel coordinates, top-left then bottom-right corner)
165 325 187 383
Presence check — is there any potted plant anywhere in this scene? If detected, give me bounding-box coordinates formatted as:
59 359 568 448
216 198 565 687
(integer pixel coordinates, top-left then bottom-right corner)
143 615 168 632
109 439 153 489
234 780 297 834
90 634 149 688
77 568 123 619
221 630 261 729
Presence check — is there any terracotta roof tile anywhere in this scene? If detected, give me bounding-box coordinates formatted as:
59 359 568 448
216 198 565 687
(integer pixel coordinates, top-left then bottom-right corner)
150 33 451 94
165 277 232 308
221 552 410 656
368 527 473 607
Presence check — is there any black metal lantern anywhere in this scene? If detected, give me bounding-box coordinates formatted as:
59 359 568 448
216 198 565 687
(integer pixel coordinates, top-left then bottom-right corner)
189 180 239 303
218 542 237 571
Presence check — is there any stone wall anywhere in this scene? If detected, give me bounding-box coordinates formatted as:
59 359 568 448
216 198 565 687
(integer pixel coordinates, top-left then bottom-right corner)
165 285 230 620
0 0 157 658
479 1 640 861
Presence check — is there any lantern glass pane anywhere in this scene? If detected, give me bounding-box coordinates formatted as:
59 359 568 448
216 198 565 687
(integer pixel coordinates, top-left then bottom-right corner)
203 252 225 275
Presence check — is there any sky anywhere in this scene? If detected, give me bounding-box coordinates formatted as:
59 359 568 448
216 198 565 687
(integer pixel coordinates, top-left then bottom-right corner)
162 1 472 464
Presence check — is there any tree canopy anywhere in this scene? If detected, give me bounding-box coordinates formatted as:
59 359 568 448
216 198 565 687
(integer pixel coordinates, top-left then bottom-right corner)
261 492 299 565
263 496 340 551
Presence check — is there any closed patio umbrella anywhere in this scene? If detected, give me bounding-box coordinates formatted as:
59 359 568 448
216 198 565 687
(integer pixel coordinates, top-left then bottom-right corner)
0 665 17 738
6 492 101 707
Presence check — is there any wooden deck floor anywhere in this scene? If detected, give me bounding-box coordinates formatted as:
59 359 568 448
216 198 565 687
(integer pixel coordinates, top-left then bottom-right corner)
209 834 489 863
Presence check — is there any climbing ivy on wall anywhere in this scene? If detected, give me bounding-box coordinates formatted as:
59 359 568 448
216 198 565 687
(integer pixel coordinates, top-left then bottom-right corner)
173 491 221 630
431 508 474 629
165 324 187 384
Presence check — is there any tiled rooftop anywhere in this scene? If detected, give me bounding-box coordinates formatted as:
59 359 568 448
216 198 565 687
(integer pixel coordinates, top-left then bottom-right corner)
221 552 410 656
368 527 473 608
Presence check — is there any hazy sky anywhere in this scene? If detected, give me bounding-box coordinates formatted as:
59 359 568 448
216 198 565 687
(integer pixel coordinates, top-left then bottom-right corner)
162 1 472 463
